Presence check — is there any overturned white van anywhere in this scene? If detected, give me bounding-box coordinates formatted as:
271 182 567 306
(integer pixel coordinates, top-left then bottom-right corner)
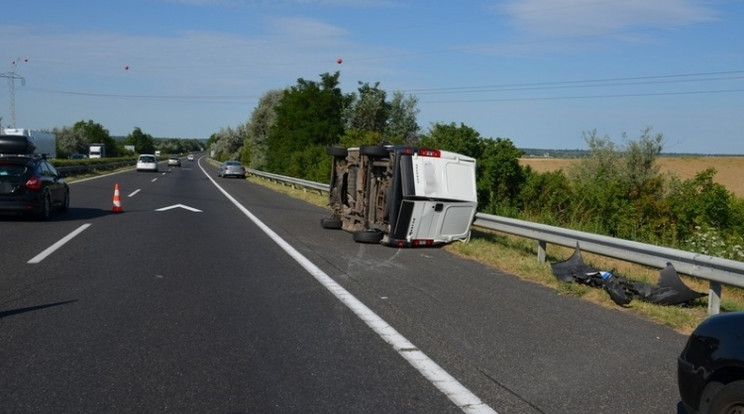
322 145 478 247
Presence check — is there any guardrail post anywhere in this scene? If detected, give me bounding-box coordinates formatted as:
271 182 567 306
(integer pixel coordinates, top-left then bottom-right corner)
537 240 546 263
708 281 722 315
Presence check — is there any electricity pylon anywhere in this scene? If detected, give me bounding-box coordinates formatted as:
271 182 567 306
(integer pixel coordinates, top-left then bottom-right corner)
0 58 28 128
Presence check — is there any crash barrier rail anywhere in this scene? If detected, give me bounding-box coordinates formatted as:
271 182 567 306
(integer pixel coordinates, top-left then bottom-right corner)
247 168 744 315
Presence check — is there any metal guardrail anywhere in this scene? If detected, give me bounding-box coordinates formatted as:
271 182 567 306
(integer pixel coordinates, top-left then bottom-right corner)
246 169 329 193
249 168 744 315
56 160 136 176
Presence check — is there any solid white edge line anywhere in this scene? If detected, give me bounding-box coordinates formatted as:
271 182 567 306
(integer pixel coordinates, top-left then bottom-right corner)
27 223 92 264
199 161 497 414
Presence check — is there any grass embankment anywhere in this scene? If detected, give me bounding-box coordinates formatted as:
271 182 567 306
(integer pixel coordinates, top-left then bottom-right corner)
246 174 744 335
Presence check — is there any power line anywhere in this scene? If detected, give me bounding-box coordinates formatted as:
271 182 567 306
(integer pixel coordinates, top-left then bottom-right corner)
23 87 262 103
421 88 744 104
403 70 744 95
13 69 744 104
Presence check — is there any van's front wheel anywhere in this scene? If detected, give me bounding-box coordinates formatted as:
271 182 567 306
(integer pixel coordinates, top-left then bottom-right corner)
352 230 383 244
326 146 348 158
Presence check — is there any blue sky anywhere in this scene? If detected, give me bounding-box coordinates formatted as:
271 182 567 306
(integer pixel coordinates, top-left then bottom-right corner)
1 0 742 154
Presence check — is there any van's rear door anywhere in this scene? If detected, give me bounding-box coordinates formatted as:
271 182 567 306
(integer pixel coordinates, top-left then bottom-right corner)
390 149 477 244
403 150 476 202
392 200 477 244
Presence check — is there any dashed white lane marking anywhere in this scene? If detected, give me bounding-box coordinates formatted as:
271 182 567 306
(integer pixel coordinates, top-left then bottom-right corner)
28 224 92 264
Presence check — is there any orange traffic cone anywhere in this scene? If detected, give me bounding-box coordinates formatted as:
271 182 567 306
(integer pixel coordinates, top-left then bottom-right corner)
112 183 123 213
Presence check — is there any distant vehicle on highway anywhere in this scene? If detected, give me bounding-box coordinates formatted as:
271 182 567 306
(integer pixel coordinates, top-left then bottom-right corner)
217 161 246 178
0 154 69 220
167 157 181 167
88 143 105 159
68 153 88 159
136 154 159 172
187 154 194 161
678 311 744 414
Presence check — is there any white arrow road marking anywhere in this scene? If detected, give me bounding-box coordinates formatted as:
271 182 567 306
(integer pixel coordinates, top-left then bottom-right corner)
28 224 92 264
155 204 202 212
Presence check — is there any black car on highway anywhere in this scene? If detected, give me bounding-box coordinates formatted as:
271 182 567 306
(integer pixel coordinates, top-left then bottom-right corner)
0 154 69 219
678 311 744 414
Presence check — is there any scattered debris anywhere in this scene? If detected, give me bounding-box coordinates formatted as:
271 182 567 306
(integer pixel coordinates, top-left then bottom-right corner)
551 244 707 307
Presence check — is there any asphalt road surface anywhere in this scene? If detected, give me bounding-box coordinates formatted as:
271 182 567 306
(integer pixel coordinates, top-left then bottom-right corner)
0 156 689 413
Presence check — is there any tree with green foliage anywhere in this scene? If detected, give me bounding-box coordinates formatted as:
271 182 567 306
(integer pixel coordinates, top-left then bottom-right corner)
565 128 670 239
419 122 484 158
265 72 347 180
344 81 388 133
71 120 118 157
668 168 736 235
478 138 525 215
210 125 247 162
153 138 203 155
622 127 664 199
519 168 575 224
567 130 629 235
337 87 419 148
53 125 88 158
247 89 283 169
336 129 385 148
385 91 420 144
124 127 156 154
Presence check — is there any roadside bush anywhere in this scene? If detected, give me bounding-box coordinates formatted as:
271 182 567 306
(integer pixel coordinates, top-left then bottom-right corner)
284 145 332 184
519 168 574 225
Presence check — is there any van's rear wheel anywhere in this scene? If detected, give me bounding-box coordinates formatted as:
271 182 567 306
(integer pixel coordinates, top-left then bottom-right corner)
320 218 343 229
352 230 383 244
360 145 389 158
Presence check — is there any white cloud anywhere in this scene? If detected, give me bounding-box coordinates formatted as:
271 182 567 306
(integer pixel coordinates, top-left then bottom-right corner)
269 16 350 39
159 0 394 7
500 0 719 38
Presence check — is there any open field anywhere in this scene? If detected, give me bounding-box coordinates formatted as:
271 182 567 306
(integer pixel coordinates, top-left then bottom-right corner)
520 156 744 198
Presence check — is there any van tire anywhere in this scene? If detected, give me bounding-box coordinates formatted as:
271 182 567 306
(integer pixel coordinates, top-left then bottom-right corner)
352 230 383 244
321 218 343 229
360 145 389 158
326 147 348 158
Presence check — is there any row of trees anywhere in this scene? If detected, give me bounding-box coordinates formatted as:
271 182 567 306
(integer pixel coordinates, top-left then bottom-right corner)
209 71 743 261
53 120 203 158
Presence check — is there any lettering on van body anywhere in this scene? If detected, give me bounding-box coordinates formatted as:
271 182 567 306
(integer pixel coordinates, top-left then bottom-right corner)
408 217 416 237
414 161 420 186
